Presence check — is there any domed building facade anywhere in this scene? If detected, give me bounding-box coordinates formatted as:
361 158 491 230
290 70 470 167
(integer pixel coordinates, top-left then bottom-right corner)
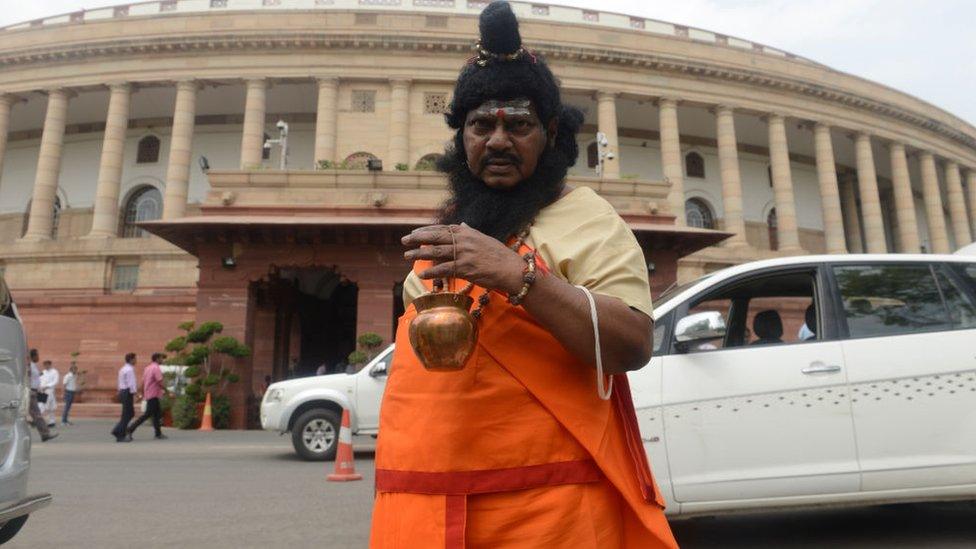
1 0 974 423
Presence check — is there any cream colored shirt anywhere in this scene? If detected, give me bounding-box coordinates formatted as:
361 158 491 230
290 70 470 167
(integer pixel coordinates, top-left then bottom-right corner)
403 186 654 317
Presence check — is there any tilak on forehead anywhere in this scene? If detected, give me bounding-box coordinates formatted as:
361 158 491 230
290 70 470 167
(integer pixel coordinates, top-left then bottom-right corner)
473 98 534 120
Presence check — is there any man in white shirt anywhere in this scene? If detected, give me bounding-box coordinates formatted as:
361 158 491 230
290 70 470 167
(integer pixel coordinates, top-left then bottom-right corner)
110 353 138 442
27 349 56 442
39 361 60 427
61 364 79 425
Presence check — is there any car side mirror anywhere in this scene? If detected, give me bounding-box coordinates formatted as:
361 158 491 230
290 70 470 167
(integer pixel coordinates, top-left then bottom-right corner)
674 311 727 351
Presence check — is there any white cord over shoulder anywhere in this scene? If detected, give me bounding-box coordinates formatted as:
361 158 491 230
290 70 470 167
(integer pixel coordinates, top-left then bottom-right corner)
576 285 613 400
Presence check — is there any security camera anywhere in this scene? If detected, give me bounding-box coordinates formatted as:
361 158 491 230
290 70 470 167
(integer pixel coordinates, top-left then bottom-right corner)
605 152 616 160
596 132 609 147
276 120 287 130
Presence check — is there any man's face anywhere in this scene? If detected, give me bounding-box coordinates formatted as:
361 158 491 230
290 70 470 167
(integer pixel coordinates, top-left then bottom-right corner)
463 98 548 189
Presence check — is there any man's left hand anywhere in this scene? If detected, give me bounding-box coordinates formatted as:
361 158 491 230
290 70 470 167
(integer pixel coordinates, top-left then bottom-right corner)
402 224 524 294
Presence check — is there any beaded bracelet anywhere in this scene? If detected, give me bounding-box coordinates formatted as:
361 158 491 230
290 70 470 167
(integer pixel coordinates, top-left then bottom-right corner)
507 251 538 306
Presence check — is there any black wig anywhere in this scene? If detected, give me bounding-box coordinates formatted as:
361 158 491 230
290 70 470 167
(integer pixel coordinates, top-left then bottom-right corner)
444 1 583 166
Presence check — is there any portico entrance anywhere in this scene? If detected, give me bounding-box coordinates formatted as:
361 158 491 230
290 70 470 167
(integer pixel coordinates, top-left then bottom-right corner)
253 267 359 381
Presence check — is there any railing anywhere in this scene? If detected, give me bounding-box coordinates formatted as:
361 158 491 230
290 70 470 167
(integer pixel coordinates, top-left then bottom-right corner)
0 0 818 66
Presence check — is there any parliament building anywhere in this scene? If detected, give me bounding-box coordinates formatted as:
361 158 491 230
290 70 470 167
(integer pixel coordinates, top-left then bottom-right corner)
1 0 974 424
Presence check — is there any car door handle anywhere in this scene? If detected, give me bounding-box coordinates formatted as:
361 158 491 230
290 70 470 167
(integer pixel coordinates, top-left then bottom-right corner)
801 363 842 375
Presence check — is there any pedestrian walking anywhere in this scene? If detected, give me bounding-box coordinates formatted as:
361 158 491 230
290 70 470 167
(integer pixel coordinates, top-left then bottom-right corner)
27 349 57 442
61 364 79 425
111 353 137 442
39 360 59 427
127 353 167 440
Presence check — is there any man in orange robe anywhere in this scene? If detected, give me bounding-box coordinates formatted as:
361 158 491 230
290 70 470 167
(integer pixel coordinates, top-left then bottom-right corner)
371 3 677 547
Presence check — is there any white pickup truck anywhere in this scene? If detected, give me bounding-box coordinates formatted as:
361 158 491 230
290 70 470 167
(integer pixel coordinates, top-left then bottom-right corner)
260 346 392 460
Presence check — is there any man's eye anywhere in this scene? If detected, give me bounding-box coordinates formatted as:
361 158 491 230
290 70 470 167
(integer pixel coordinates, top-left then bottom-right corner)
473 120 493 131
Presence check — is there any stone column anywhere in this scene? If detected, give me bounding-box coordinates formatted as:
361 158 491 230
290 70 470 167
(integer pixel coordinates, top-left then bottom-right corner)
240 78 267 169
596 91 619 179
812 123 846 254
314 77 339 166
162 80 197 220
854 133 887 253
23 89 70 241
0 94 13 185
919 152 950 254
388 79 411 170
839 174 864 253
766 113 801 252
714 105 745 245
659 97 685 225
944 161 972 246
88 83 132 238
888 142 920 253
967 170 976 237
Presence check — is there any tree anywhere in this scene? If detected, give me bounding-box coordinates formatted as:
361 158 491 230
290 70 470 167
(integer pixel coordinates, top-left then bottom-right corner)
163 321 250 428
357 332 383 361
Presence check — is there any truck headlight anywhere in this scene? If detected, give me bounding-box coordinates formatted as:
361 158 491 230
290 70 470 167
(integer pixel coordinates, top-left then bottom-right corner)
265 388 283 403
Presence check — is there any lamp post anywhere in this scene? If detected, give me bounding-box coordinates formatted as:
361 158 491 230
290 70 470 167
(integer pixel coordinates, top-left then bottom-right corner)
594 131 615 178
263 120 289 170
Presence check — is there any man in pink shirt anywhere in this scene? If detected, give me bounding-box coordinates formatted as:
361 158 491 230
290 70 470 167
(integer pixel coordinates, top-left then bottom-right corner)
127 353 167 440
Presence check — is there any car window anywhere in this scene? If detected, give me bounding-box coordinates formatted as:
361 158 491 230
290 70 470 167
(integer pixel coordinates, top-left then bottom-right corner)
652 317 667 356
677 269 818 353
745 296 817 346
651 311 675 356
935 266 976 329
833 264 951 338
949 263 976 293
371 351 393 376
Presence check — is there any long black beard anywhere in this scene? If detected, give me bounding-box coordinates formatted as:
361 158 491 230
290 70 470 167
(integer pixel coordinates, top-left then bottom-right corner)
436 145 571 242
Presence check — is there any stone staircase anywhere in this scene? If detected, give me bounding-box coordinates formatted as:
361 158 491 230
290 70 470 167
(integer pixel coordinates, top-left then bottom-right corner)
66 403 121 419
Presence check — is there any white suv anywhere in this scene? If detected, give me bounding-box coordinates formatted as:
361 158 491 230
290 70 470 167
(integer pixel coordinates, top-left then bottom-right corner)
264 254 976 517
638 253 976 516
260 346 391 460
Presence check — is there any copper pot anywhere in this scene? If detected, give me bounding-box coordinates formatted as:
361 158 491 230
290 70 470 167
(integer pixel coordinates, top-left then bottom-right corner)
408 292 478 371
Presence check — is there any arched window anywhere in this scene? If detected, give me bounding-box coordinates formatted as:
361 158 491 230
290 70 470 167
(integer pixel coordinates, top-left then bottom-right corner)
685 198 715 229
685 152 705 178
414 154 442 171
587 142 598 169
121 186 162 238
136 135 161 164
767 208 779 251
262 133 271 161
343 152 377 170
22 197 62 239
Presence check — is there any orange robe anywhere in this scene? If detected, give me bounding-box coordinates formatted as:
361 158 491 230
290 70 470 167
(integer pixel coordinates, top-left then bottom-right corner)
371 253 677 548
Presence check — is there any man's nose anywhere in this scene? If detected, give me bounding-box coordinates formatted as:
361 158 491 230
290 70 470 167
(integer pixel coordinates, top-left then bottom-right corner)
485 124 512 151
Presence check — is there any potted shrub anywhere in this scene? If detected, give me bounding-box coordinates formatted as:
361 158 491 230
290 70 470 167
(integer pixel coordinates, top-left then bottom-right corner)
163 321 250 429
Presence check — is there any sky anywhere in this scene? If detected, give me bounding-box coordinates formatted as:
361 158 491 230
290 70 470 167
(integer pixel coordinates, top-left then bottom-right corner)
2 0 973 125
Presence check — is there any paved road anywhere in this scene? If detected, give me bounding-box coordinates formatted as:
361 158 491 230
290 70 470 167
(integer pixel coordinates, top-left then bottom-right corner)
8 420 976 548
9 420 377 549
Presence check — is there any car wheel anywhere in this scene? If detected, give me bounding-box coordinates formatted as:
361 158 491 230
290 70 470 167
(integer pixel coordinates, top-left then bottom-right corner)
291 409 340 461
0 515 29 544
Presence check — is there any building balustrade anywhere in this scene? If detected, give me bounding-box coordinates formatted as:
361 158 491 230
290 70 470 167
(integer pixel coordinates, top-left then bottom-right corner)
0 76 974 256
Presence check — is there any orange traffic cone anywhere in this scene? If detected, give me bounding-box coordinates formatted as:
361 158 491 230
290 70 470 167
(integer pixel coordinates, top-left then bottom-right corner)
198 392 214 432
327 408 362 482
